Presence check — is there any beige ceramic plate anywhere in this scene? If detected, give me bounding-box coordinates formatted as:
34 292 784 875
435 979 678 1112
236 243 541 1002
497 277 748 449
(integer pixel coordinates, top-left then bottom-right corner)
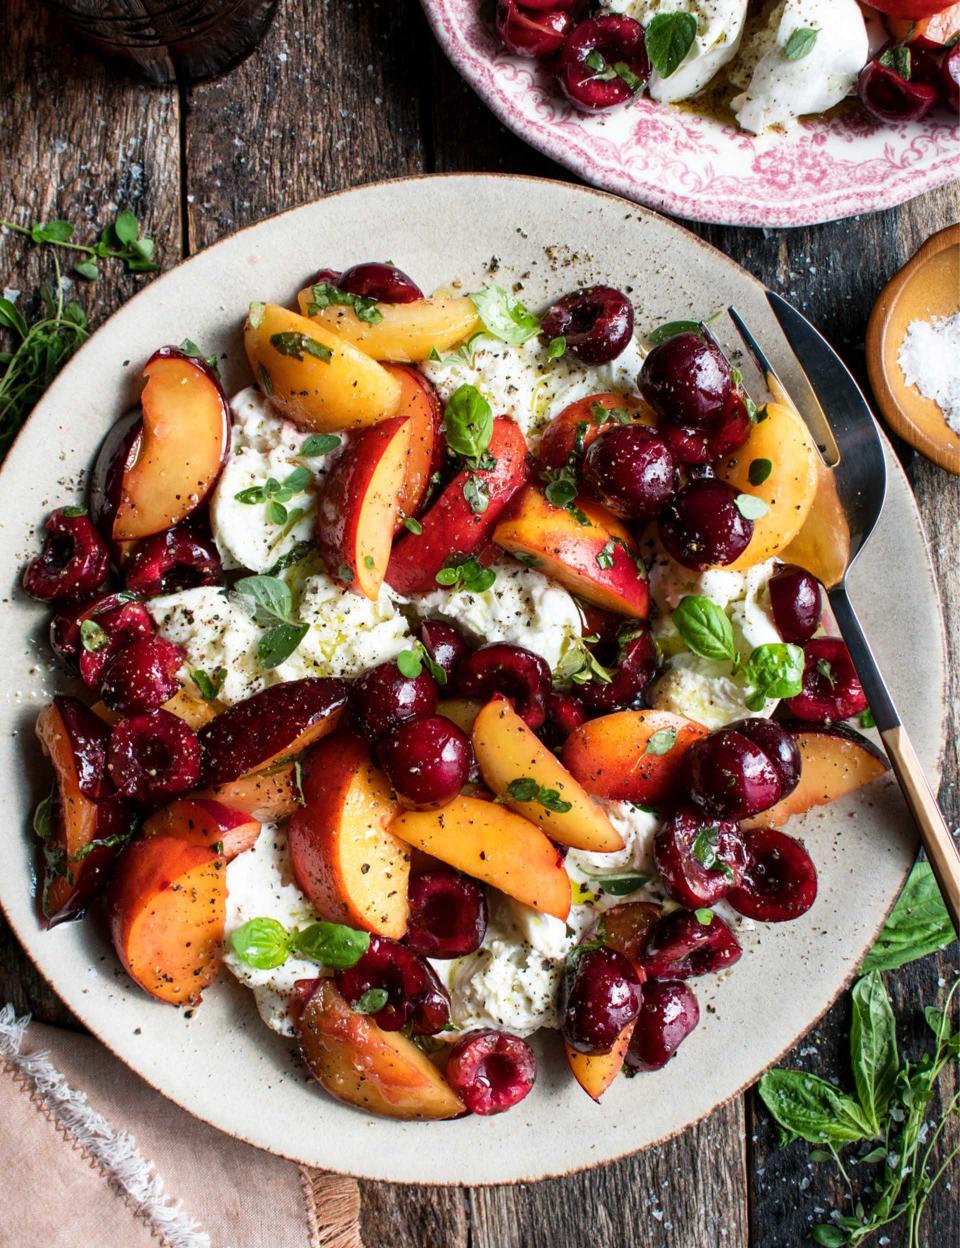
867 225 960 476
0 176 946 1184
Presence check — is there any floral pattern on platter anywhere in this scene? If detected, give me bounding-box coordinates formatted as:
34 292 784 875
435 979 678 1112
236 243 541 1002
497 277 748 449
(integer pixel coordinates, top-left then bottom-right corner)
421 0 960 228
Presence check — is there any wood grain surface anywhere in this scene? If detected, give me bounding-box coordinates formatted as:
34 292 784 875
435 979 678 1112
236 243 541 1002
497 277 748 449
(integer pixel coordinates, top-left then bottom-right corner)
1 1 957 1245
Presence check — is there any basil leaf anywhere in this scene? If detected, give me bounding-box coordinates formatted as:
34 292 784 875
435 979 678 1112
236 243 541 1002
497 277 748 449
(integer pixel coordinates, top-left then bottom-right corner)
266 540 314 577
647 319 700 346
546 336 566 360
230 917 291 969
850 971 899 1134
596 538 618 570
810 1227 850 1247
672 595 736 663
80 618 109 652
470 285 540 345
749 457 773 486
645 11 698 79
735 492 769 520
291 921 371 969
758 1070 873 1146
463 474 489 515
860 861 954 973
396 649 423 679
643 728 677 757
33 792 54 841
267 499 288 526
258 621 309 669
306 281 382 325
505 778 572 814
235 574 295 624
354 988 389 1015
178 337 220 374
269 331 332 363
587 871 650 897
444 383 493 461
784 26 819 62
741 642 804 711
300 433 341 457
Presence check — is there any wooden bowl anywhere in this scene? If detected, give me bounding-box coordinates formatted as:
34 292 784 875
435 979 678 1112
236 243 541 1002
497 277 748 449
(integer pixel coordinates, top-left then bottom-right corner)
866 224 960 475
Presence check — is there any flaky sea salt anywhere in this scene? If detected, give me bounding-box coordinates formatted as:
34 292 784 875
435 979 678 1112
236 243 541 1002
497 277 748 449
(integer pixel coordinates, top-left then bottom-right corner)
898 312 960 434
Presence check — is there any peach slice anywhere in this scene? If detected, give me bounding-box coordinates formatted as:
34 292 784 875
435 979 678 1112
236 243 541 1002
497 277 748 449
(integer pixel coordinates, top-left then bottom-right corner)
390 794 571 921
493 485 649 618
196 678 348 820
742 722 889 829
298 979 465 1119
91 687 219 731
472 698 624 852
538 392 655 469
90 348 231 542
108 835 226 1006
780 452 851 589
566 1022 634 1103
316 415 412 598
35 697 132 927
382 365 443 528
717 400 819 570
562 709 708 805
297 287 481 362
287 733 409 939
244 303 402 432
142 797 261 860
436 698 484 733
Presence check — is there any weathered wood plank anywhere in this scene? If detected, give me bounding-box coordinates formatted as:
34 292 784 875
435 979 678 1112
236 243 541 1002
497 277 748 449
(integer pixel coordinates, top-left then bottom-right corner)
0 0 181 1029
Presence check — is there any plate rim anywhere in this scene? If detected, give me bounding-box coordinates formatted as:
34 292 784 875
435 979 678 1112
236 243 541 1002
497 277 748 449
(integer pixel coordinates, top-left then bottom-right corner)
0 173 949 1183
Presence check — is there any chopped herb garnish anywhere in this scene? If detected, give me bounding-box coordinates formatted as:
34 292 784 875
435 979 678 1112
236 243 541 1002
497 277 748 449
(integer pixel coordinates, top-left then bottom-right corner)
546 335 566 360
234 574 309 669
783 26 819 62
748 457 773 486
402 515 423 536
463 473 489 515
269 331 333 363
542 464 589 526
691 825 734 879
735 492 769 520
553 635 615 687
434 555 496 594
504 777 573 814
79 618 109 652
300 432 341 457
353 988 390 1015
306 281 382 325
643 728 678 757
192 667 226 703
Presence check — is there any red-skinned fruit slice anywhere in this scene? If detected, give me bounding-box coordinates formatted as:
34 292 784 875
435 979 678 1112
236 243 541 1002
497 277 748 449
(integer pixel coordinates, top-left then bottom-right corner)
386 415 528 595
22 508 110 604
35 697 132 927
562 709 708 805
381 365 444 529
642 908 742 980
142 796 261 859
653 806 746 908
565 1021 635 1102
538 392 654 470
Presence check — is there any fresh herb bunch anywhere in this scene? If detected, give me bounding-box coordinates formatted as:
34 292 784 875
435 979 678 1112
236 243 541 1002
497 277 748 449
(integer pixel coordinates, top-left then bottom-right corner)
1 209 159 281
760 861 957 1246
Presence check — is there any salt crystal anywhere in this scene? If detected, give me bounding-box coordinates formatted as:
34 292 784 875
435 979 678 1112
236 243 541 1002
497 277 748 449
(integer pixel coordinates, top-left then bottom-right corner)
898 312 960 434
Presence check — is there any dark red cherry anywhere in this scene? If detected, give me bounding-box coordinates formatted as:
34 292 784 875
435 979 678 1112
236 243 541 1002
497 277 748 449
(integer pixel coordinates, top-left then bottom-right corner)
784 638 867 723
769 563 821 643
727 827 817 923
123 526 222 598
581 424 678 519
640 332 733 430
107 709 201 804
404 871 488 958
858 50 939 123
22 508 110 604
49 591 147 670
642 909 742 981
684 727 783 820
560 945 643 1055
943 43 960 111
541 285 635 364
455 644 551 730
335 936 450 1035
521 0 586 9
348 658 438 742
725 717 801 800
544 690 589 738
446 1030 536 1116
311 267 341 286
419 619 468 685
376 715 472 809
626 980 699 1071
658 478 754 570
99 636 184 714
496 0 574 57
654 806 746 908
77 601 155 691
579 625 658 714
658 390 753 465
338 262 423 304
557 16 649 112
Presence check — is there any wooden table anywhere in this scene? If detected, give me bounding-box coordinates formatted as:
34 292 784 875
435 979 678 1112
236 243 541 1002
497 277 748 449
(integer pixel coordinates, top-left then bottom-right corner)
2 3 957 1245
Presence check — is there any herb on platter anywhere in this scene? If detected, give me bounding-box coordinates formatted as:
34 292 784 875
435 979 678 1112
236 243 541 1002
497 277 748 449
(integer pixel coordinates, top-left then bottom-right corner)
300 432 341 458
178 337 220 375
470 285 540 344
553 634 615 687
503 777 572 814
741 642 804 711
306 281 382 325
647 319 702 346
784 27 820 62
642 727 677 757
735 492 769 520
234 466 312 525
434 555 497 594
583 49 645 95
541 463 590 526
233 574 309 669
230 916 370 971
672 595 736 664
644 12 698 80
579 868 651 897
192 667 226 703
444 382 494 463
269 331 332 363
395 642 447 686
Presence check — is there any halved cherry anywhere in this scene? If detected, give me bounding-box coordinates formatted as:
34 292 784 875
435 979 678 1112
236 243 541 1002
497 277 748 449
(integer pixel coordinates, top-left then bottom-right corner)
99 636 185 715
107 709 201 805
653 806 745 908
579 625 658 714
726 827 817 923
684 726 784 820
22 508 110 604
348 658 439 742
625 980 699 1071
123 525 223 597
404 871 488 958
445 1030 536 1116
559 945 643 1055
497 0 574 58
557 16 649 113
642 909 742 980
335 935 450 1035
50 592 152 686
419 619 468 684
455 644 551 730
784 638 867 724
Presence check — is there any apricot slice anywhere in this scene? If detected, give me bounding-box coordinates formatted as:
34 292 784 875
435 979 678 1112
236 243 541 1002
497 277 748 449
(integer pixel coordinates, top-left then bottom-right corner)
562 709 708 805
566 1022 634 1103
142 797 260 860
390 794 571 921
436 698 484 733
742 722 889 829
298 980 464 1119
316 414 412 599
717 401 819 570
493 485 649 618
297 287 481 362
91 687 219 731
244 302 402 431
287 734 409 939
382 365 443 527
472 698 623 852
108 836 226 1006
780 452 851 589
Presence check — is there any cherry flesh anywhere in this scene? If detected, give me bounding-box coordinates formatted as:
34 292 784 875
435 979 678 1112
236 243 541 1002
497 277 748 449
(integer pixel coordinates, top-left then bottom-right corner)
858 52 939 123
375 714 472 808
99 636 184 714
338 262 423 304
654 806 745 908
642 909 742 981
596 900 662 972
557 16 649 112
541 285 635 364
419 619 468 685
725 717 801 801
685 726 784 820
107 708 201 804
123 526 223 598
727 827 818 923
455 644 551 730
348 658 439 742
22 508 110 604
785 638 867 723
769 563 822 643
404 871 488 958
658 478 754 570
559 945 643 1055
626 980 699 1071
497 0 574 58
335 936 450 1035
446 1030 537 1115
581 424 678 519
579 625 658 714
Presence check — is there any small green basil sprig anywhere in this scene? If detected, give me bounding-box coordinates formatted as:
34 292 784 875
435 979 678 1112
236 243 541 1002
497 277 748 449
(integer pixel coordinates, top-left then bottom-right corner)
234 574 309 669
230 916 370 971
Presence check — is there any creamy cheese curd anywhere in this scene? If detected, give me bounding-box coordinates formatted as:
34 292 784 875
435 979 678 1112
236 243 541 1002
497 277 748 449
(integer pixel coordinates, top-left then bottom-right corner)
731 0 869 134
421 332 646 445
605 0 749 102
406 559 583 670
211 388 342 574
223 826 321 1036
647 556 782 728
